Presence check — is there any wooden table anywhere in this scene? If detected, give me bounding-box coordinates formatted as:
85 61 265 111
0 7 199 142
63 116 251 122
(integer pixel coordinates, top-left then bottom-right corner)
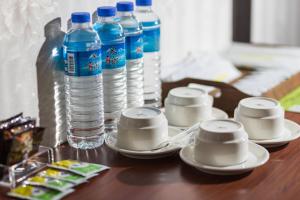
1 80 300 200
0 111 300 200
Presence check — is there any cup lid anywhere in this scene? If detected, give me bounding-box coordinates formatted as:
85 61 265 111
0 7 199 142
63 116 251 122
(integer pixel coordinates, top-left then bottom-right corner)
237 97 282 118
166 87 210 106
123 107 160 119
198 119 247 142
119 107 167 129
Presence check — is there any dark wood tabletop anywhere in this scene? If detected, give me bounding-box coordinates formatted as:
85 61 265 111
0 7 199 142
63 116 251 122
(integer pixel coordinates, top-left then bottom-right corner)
0 111 300 200
1 80 300 200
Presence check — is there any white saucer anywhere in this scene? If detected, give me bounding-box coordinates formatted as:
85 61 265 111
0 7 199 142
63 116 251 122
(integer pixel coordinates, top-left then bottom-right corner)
250 119 300 148
180 142 269 175
211 107 229 120
105 126 187 159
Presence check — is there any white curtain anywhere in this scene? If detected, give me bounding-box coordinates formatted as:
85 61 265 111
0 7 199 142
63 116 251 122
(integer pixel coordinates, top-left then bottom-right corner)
0 0 57 119
251 0 300 46
0 0 232 119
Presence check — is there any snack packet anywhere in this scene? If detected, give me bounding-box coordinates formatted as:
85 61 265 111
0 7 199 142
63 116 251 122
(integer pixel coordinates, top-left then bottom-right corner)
4 122 35 166
38 168 87 185
7 185 73 200
8 119 36 134
0 114 44 166
0 115 34 141
0 138 12 165
0 113 23 130
0 113 24 148
49 160 110 177
25 176 74 192
31 127 45 154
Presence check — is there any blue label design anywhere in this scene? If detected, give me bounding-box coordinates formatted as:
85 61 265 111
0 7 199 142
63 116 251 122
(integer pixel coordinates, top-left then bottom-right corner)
143 27 160 52
125 34 143 60
102 43 126 69
64 49 102 76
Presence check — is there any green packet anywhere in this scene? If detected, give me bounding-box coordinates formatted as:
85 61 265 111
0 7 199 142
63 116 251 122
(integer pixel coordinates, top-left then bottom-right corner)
38 168 87 185
25 176 74 192
48 160 110 177
7 185 73 200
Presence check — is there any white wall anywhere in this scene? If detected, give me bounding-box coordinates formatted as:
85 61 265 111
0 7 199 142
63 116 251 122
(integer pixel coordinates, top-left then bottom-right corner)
160 0 232 65
0 0 232 119
251 0 300 46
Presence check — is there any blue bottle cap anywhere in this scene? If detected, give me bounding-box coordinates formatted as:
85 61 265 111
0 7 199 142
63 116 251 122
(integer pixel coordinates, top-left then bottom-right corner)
97 6 116 17
71 12 91 23
116 1 134 12
136 0 152 6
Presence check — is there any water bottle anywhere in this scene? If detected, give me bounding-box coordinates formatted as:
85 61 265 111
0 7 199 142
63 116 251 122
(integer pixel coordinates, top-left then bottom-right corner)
135 0 161 107
37 18 67 147
117 1 144 108
63 12 104 149
93 7 127 133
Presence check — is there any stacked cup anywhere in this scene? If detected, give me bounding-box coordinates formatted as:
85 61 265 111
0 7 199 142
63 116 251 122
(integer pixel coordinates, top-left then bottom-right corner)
234 97 285 140
194 119 249 166
165 87 213 127
117 107 168 151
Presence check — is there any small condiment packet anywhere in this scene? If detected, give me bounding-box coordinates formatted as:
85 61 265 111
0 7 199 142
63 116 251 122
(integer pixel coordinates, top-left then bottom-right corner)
0 113 23 130
7 185 74 200
38 168 87 185
0 113 44 166
49 160 110 177
25 176 74 192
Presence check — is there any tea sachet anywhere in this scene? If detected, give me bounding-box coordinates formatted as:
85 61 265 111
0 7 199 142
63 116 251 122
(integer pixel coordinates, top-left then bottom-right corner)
7 185 73 200
38 168 87 185
49 160 109 177
25 176 74 191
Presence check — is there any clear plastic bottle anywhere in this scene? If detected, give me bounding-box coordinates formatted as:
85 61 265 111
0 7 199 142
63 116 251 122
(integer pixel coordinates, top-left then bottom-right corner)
135 0 161 108
63 12 104 149
117 1 144 108
93 7 127 133
37 18 67 147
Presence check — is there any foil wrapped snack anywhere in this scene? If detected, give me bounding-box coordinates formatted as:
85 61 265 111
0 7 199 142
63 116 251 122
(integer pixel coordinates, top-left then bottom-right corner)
0 113 45 166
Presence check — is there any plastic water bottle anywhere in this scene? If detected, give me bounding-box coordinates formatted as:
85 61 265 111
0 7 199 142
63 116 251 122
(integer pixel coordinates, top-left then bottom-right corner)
94 7 127 133
36 18 67 147
117 1 144 108
135 0 161 107
63 12 104 149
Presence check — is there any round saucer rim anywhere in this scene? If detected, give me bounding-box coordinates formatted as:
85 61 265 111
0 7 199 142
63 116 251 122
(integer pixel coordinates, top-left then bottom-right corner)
105 127 183 155
119 151 178 159
179 141 269 172
250 119 300 145
211 107 229 120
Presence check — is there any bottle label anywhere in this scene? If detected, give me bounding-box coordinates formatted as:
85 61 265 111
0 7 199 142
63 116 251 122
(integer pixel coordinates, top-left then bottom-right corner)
143 27 160 52
64 49 101 76
125 34 143 60
102 43 126 69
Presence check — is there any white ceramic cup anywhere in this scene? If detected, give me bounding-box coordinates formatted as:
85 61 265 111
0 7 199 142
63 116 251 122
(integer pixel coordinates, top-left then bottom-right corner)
165 87 213 127
117 107 168 151
194 119 248 166
234 97 285 140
